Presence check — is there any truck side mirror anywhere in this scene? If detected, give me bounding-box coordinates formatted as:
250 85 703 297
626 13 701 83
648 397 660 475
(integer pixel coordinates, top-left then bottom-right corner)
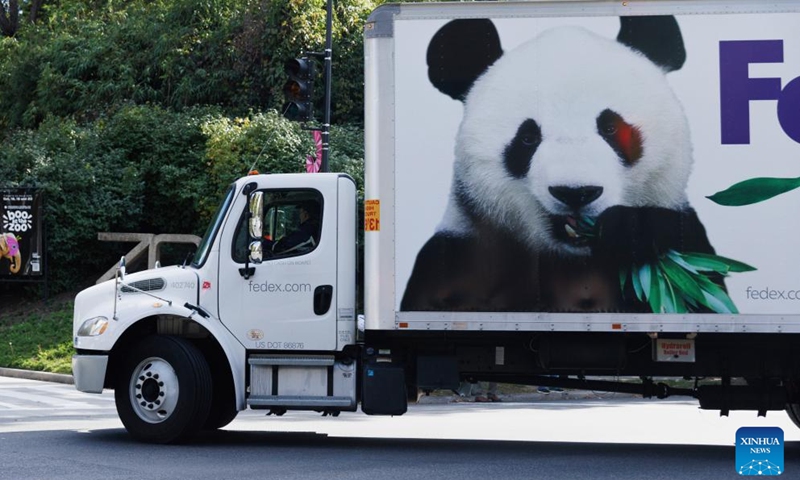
248 191 264 239
248 191 264 265
249 241 263 263
118 256 126 280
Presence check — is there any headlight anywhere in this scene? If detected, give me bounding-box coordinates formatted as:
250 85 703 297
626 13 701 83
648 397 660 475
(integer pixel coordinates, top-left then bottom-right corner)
77 316 109 337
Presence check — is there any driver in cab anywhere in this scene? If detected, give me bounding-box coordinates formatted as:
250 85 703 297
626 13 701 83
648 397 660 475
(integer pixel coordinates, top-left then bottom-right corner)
264 202 320 255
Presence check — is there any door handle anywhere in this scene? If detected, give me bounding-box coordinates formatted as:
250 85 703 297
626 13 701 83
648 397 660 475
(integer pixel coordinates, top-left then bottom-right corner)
314 285 333 315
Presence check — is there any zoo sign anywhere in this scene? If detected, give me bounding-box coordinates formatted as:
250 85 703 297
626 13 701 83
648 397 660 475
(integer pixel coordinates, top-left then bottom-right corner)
0 189 44 278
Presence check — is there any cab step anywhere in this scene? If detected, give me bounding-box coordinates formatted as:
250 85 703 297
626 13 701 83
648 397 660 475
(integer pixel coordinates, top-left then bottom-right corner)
247 354 357 411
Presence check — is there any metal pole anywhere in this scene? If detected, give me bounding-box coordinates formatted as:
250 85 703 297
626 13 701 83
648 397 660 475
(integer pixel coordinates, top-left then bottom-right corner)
321 0 333 173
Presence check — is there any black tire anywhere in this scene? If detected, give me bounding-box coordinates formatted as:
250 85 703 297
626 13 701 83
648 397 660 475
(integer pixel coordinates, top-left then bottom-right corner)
204 398 238 430
203 360 238 430
114 335 212 444
786 403 800 430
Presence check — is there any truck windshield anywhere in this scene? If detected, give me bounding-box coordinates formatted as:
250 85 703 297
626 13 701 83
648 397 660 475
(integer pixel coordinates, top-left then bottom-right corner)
192 184 235 268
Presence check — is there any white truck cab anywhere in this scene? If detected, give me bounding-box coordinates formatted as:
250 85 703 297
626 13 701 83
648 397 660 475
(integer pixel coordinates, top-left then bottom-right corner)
72 172 358 443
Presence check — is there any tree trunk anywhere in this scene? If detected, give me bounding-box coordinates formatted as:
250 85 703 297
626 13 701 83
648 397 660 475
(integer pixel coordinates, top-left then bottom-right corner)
29 0 44 25
0 0 20 37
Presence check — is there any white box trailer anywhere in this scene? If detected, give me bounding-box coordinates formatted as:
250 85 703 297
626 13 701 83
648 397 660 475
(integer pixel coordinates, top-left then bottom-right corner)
72 0 800 443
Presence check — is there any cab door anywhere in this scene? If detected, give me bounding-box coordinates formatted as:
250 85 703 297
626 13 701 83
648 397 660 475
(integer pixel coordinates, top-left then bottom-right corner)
217 174 340 351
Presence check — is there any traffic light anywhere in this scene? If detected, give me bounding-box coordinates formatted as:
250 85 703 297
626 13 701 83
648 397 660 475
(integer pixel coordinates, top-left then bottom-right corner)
282 57 315 122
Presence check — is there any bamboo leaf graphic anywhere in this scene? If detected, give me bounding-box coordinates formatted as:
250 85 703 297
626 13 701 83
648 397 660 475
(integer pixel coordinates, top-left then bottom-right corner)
666 249 698 274
695 275 739 314
707 177 800 206
699 289 734 314
640 264 652 301
659 272 676 313
661 258 706 305
680 252 756 274
631 266 643 302
648 263 662 313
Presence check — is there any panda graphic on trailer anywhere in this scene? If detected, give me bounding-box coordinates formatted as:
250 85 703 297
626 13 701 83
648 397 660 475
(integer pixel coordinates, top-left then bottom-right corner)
401 16 725 313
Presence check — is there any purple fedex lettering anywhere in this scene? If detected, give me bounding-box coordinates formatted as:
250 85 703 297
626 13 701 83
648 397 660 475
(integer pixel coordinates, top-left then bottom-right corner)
720 40 800 144
778 76 800 143
720 40 782 144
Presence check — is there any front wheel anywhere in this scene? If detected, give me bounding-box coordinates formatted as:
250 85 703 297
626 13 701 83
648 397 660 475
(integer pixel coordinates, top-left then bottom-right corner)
203 361 238 430
114 335 212 444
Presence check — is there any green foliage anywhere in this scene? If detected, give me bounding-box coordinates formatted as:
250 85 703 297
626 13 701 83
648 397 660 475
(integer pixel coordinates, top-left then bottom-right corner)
328 0 376 123
0 0 370 294
0 35 42 129
0 303 74 374
200 109 316 217
100 105 213 235
0 107 338 292
0 0 381 127
329 122 365 197
0 115 145 289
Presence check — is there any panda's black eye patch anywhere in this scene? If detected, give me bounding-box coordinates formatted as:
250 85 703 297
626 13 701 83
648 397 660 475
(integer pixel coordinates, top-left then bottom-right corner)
597 109 643 166
504 119 542 178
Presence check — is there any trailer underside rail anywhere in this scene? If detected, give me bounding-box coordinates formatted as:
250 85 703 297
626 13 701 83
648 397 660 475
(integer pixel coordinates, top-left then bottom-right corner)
395 312 800 334
455 375 790 416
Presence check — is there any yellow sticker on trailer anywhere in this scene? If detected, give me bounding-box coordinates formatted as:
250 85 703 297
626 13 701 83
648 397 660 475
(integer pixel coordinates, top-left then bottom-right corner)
365 199 380 231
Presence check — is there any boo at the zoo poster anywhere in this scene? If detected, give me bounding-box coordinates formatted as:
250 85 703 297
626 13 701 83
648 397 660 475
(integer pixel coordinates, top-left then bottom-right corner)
391 9 800 316
0 190 44 278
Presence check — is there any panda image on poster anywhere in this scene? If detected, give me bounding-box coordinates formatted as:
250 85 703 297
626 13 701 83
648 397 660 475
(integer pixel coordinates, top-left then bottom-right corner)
401 16 726 313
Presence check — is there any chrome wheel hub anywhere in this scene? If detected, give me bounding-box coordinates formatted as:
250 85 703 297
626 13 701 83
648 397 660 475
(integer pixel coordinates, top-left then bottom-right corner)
129 357 179 424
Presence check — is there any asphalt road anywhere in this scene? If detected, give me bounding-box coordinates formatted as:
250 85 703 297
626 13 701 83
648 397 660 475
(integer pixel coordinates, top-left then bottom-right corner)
1 376 799 480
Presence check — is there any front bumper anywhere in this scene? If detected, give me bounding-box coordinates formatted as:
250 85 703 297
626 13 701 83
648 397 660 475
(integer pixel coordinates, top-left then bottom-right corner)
72 354 109 393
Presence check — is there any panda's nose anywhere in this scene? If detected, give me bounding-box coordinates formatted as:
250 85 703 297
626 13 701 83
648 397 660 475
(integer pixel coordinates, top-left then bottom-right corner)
549 186 604 209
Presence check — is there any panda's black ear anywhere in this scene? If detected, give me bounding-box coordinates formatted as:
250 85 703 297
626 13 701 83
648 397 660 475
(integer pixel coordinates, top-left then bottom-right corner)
427 19 503 101
617 16 686 72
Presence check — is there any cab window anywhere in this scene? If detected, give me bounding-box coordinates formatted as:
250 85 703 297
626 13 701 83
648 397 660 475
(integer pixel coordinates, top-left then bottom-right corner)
232 189 323 263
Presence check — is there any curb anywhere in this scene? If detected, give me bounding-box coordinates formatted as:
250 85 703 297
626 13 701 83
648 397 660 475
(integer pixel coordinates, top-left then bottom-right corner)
0 367 74 385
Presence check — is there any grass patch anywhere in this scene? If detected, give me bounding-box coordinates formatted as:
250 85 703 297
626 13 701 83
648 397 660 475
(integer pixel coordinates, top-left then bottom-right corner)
0 302 74 374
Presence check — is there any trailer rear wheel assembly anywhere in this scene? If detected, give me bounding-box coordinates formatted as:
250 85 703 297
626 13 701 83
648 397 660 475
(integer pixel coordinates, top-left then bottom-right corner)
786 404 800 430
114 335 212 443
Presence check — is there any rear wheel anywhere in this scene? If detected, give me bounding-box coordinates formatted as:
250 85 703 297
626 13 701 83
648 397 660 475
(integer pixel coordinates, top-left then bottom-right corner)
786 378 800 430
787 404 800 430
114 335 212 444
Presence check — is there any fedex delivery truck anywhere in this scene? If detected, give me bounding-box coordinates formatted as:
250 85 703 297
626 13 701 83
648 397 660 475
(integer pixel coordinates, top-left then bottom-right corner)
72 0 800 443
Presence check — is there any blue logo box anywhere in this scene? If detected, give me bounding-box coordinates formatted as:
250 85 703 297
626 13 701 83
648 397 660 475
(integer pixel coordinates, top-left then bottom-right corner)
736 426 784 476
